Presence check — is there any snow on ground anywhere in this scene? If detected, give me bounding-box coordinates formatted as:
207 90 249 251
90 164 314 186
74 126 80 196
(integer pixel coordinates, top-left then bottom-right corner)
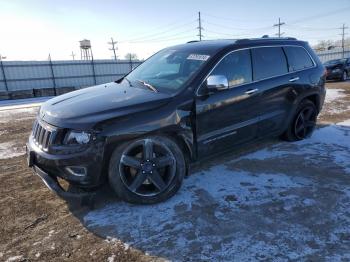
0 96 51 111
325 88 346 103
83 120 350 261
0 142 26 159
323 88 350 115
0 107 38 124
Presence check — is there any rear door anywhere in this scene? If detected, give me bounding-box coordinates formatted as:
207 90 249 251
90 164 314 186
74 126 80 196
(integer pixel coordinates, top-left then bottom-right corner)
195 49 260 157
250 46 291 136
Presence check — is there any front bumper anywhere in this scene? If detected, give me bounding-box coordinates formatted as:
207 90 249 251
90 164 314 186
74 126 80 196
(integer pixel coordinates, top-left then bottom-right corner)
32 165 91 198
27 135 106 198
326 71 343 80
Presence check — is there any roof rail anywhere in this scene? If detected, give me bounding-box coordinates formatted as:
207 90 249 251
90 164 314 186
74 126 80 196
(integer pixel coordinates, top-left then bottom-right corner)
187 40 199 43
236 37 297 44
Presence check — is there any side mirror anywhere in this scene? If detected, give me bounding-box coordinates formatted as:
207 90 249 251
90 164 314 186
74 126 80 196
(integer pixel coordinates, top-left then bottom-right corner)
206 75 229 92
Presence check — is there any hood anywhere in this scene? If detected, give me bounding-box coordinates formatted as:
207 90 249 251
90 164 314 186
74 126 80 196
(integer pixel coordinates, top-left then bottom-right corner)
40 81 172 129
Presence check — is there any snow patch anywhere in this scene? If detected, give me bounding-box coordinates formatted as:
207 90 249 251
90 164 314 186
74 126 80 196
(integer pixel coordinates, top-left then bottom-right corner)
240 122 350 173
107 254 116 262
0 142 25 159
325 88 346 103
5 256 23 262
82 120 350 260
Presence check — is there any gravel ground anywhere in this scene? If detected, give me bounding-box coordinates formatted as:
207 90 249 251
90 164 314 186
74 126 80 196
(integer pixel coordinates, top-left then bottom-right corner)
0 81 350 262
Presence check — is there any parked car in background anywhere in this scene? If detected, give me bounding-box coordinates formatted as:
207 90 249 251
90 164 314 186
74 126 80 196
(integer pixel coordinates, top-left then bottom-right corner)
324 58 350 81
27 37 326 204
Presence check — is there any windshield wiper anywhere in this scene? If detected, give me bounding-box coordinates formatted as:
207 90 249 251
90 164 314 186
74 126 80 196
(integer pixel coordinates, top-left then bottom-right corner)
124 77 133 87
137 80 158 93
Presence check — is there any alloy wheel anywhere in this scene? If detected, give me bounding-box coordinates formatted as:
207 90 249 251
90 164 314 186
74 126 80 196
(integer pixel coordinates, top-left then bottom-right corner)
294 106 316 140
118 139 176 196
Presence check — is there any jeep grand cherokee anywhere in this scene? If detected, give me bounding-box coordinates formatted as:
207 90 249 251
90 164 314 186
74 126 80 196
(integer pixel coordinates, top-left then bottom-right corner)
27 37 326 204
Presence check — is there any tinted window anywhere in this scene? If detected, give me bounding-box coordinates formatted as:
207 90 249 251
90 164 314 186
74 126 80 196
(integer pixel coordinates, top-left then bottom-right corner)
210 49 252 87
284 46 314 71
251 47 288 81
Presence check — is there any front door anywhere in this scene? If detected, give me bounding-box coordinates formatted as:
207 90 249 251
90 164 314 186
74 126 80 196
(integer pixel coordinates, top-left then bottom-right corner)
195 49 260 157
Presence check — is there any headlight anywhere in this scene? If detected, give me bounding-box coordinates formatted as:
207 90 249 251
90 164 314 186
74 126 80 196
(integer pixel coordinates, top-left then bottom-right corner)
64 131 91 145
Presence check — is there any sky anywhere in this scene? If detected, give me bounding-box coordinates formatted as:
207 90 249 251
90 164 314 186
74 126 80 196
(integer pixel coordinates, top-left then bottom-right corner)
0 0 349 61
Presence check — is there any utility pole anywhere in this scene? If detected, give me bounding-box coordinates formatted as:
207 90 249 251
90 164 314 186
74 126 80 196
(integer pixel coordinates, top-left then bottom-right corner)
339 23 348 58
197 11 203 41
273 18 285 38
108 37 118 60
70 51 76 60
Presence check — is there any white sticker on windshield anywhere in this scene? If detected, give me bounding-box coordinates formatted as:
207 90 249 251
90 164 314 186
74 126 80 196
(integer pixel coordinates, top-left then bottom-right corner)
187 54 210 61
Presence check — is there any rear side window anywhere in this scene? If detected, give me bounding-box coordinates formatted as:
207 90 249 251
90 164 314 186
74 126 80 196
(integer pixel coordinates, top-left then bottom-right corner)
210 49 252 87
251 47 288 81
283 46 314 71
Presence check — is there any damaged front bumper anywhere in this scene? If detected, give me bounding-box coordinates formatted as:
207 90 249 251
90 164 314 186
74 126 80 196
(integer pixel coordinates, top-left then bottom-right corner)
26 135 105 199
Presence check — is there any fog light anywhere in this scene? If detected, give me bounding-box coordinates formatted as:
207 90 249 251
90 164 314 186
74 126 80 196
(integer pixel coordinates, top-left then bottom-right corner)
66 166 87 177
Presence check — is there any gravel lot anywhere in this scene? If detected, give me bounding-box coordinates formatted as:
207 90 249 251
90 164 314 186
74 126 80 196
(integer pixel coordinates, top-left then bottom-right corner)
0 81 350 262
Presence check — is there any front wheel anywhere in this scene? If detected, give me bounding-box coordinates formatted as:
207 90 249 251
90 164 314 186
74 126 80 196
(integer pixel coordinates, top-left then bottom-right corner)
282 100 317 142
108 136 186 204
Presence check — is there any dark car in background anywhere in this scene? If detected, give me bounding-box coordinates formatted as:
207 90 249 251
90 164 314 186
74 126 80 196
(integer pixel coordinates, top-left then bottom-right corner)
27 37 326 204
324 58 350 81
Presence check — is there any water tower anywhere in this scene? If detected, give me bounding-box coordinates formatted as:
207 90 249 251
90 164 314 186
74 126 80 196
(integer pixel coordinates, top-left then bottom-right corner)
79 39 93 60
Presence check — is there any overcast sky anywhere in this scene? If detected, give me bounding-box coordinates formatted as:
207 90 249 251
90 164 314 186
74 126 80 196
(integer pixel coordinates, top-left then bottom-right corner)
0 0 349 61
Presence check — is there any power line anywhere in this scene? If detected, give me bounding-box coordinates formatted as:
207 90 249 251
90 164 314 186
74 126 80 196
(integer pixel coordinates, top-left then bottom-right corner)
285 24 339 31
273 18 285 38
289 6 350 25
197 11 204 41
201 12 275 23
127 28 196 43
108 37 118 60
205 20 273 32
119 20 197 43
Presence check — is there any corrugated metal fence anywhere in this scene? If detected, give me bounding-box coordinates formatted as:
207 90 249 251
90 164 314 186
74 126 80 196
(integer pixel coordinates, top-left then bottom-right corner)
315 48 350 63
0 59 142 93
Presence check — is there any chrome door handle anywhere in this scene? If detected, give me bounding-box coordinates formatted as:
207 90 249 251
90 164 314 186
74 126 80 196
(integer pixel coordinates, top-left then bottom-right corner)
245 88 258 95
289 77 300 82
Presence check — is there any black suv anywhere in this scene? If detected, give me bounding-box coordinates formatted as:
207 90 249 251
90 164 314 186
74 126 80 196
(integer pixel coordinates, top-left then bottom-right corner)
324 58 350 81
27 38 326 204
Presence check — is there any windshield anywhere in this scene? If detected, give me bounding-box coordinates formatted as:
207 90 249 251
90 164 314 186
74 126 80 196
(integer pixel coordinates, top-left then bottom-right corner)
324 59 346 65
125 49 210 93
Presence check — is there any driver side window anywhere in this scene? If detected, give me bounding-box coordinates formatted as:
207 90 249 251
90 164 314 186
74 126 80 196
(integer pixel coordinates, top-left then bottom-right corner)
211 49 252 87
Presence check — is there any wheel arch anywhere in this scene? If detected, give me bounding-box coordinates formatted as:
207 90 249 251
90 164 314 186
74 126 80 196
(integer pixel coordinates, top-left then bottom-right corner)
101 129 194 180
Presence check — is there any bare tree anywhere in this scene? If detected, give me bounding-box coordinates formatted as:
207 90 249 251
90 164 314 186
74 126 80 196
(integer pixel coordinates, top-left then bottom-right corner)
125 53 138 61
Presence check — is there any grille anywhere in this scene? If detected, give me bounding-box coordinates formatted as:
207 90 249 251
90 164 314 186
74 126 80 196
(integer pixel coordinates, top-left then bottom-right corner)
32 120 55 151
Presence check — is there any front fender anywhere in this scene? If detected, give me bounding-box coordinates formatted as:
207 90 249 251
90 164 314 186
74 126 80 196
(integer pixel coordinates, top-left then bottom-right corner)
98 99 196 164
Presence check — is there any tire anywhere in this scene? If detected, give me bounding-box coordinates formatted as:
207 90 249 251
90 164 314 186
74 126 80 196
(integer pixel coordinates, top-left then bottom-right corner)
108 135 186 204
282 100 317 142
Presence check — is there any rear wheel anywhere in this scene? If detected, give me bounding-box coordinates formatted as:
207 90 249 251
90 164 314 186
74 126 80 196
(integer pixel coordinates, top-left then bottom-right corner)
108 136 186 204
282 100 317 142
